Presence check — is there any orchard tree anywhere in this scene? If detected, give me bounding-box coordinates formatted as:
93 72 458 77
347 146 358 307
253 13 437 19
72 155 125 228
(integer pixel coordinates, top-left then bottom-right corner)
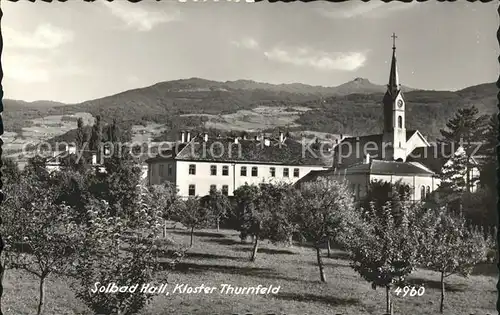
232 184 262 261
72 196 174 315
258 183 296 247
145 182 182 238
2 175 83 315
345 189 422 314
202 187 231 231
418 208 486 313
174 197 213 247
289 178 358 282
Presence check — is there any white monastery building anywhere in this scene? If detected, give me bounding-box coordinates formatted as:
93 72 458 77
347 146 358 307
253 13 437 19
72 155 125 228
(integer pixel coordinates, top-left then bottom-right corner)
146 130 330 197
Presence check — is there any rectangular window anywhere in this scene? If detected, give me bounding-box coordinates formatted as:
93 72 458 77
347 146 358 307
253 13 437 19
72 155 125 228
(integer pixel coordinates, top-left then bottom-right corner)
222 165 229 176
240 166 247 176
222 185 229 196
189 164 196 175
251 167 258 177
283 168 289 177
210 165 217 176
270 167 276 177
167 164 173 176
210 184 216 192
293 168 299 178
159 164 165 177
188 184 196 196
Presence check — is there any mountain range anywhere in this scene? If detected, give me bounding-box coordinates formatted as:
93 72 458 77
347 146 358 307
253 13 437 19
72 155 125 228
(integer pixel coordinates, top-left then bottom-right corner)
2 77 497 146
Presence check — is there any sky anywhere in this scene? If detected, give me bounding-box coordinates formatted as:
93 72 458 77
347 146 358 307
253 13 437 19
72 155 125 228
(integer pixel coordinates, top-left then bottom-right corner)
2 0 498 103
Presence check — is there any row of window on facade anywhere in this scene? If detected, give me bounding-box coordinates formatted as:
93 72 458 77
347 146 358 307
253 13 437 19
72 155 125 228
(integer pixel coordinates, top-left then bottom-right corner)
188 184 229 197
350 184 432 200
188 164 300 178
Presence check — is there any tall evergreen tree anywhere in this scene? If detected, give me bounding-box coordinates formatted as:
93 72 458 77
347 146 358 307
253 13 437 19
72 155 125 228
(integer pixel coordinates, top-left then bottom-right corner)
439 106 488 192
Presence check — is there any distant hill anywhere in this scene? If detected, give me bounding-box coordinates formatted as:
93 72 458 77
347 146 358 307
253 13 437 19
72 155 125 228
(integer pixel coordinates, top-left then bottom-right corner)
224 77 414 96
1 78 496 143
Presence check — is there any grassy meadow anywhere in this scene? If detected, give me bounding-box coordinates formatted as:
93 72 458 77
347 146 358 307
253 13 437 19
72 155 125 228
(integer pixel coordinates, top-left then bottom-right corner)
3 227 496 315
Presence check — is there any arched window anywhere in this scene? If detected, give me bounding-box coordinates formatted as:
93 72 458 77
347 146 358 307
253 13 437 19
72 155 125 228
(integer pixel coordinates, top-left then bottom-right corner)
398 116 403 129
426 186 430 196
420 186 426 200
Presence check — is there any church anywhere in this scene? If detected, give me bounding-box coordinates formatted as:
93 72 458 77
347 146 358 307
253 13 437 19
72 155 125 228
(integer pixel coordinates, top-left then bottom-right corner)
297 34 480 201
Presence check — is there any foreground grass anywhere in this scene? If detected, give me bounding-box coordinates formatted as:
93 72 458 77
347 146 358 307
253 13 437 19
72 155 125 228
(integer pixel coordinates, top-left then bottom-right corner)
3 228 497 315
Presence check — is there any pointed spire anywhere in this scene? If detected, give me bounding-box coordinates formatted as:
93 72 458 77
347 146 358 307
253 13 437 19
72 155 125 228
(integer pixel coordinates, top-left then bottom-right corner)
388 33 400 96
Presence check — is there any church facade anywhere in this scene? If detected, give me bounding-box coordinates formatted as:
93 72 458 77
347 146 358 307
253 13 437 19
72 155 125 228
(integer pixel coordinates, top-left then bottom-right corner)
297 35 480 201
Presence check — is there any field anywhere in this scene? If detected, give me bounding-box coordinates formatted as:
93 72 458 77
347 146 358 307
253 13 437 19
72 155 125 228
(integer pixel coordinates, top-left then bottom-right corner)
3 228 496 315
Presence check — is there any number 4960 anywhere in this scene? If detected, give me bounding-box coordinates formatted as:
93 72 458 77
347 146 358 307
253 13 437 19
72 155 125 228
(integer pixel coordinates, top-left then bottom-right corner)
394 286 425 297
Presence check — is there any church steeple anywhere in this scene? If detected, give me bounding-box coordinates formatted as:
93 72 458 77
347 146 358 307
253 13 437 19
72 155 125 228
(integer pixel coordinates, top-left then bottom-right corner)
382 33 407 161
387 33 400 96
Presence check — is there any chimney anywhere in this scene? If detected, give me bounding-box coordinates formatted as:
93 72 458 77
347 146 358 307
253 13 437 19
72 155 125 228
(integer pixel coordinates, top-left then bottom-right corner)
203 132 208 142
68 144 76 155
186 131 191 142
279 130 284 143
180 130 186 143
340 134 343 140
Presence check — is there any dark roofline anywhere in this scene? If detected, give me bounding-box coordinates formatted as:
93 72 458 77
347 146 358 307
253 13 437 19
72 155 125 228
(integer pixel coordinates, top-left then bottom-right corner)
147 157 328 167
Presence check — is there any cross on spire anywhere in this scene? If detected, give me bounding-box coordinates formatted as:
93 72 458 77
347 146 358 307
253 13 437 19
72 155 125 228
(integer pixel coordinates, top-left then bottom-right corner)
391 33 397 50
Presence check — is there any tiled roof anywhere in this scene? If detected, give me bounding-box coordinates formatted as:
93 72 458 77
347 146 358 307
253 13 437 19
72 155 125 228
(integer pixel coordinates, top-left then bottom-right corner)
146 135 331 166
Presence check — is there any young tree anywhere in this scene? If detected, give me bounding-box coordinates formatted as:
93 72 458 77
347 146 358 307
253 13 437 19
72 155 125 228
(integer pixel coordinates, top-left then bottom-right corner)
345 186 422 314
2 175 83 315
288 178 357 282
201 187 231 231
174 197 212 247
418 208 486 313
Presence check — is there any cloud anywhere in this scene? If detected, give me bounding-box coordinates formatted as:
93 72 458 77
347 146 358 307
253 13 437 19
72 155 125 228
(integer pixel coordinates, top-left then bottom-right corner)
231 38 260 50
3 53 87 83
3 24 73 49
103 1 181 31
263 47 367 71
317 2 417 19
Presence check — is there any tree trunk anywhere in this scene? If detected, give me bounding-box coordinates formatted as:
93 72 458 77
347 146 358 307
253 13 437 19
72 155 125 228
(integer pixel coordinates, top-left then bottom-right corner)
250 235 259 262
440 271 445 313
385 285 391 315
327 238 331 258
163 219 167 238
288 234 293 247
315 245 326 282
190 227 194 247
37 275 47 315
216 217 220 232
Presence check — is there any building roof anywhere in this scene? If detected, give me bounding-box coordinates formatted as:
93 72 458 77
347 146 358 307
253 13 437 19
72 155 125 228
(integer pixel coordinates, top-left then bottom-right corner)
146 134 331 166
